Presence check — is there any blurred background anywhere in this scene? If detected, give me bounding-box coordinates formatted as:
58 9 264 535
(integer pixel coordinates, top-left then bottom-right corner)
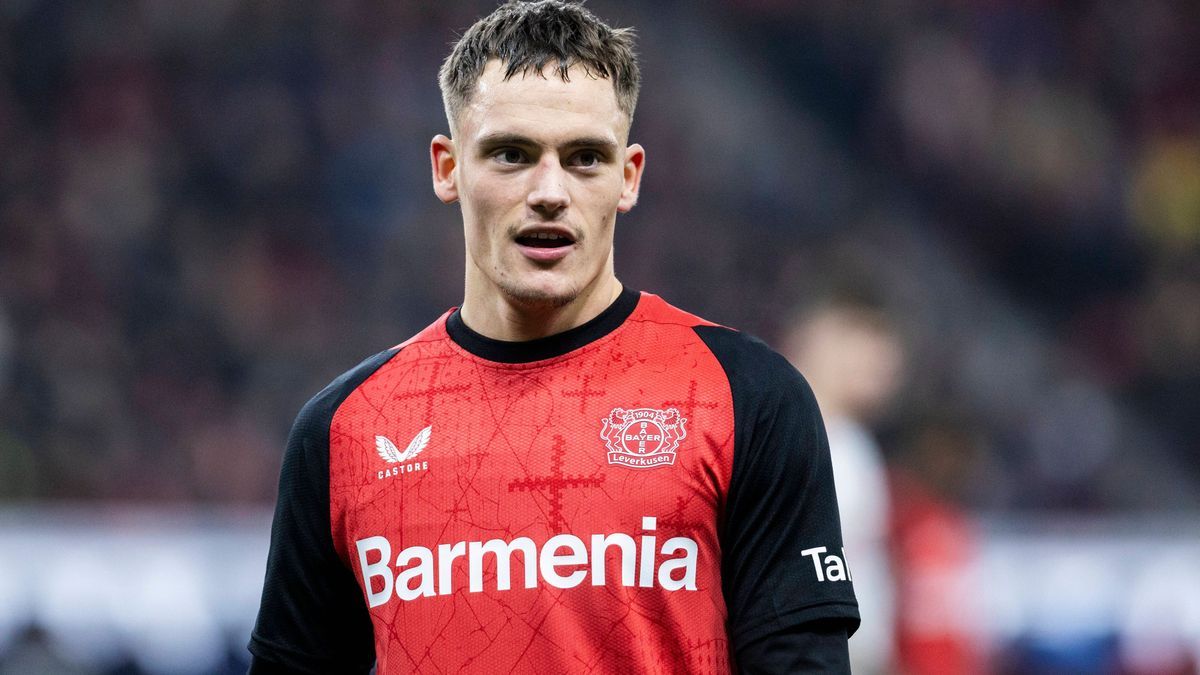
1 0 1198 673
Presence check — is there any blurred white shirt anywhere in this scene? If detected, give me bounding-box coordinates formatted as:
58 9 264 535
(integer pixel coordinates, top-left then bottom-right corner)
826 415 895 675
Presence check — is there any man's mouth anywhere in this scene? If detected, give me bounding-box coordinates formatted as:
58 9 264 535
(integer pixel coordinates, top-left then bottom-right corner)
515 231 575 248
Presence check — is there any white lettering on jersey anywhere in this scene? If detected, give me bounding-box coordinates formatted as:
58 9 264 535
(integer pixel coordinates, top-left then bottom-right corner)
357 536 394 607
356 517 699 608
395 545 435 600
469 537 537 592
375 426 432 480
800 545 853 582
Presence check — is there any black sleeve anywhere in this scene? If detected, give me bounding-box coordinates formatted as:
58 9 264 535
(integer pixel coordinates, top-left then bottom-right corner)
735 619 850 673
247 348 398 674
694 326 860 672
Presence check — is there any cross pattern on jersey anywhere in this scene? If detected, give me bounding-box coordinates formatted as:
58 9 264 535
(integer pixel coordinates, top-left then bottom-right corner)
250 289 859 674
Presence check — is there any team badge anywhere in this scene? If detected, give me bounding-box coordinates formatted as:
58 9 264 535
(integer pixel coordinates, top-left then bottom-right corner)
600 408 687 469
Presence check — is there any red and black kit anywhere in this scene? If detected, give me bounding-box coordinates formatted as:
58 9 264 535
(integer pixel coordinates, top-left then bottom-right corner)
249 289 859 674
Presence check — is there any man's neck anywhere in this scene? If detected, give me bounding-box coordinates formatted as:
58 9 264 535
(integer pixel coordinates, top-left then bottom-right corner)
459 277 624 342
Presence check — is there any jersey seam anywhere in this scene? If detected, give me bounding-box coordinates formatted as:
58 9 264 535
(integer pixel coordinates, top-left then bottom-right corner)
685 325 739 524
344 345 407 396
327 346 405 568
626 315 721 329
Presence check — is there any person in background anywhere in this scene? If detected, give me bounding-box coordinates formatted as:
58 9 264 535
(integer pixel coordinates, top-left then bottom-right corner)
785 295 906 674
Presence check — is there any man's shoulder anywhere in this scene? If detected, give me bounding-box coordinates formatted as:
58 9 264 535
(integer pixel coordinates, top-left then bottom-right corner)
632 291 722 329
296 347 403 430
684 325 812 413
632 292 809 401
393 307 456 352
696 326 803 390
635 294 782 366
298 310 455 424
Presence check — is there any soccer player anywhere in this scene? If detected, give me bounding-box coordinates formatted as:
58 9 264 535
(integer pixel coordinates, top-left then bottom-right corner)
248 2 859 673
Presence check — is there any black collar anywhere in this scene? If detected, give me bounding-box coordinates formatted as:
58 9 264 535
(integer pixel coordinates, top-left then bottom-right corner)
446 287 640 363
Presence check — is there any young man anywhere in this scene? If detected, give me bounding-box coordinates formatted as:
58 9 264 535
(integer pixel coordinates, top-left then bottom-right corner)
248 2 858 673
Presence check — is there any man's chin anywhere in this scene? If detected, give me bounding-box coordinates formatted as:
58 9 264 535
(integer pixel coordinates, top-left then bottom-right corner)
500 282 578 311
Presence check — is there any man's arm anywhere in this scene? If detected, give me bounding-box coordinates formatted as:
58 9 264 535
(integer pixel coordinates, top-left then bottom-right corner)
735 620 851 673
248 348 397 674
695 326 860 673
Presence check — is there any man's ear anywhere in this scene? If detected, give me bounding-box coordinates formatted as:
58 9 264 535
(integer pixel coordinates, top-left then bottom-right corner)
431 134 458 204
617 143 645 212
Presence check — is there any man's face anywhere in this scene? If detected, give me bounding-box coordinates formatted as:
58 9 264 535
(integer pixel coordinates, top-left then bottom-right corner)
432 61 644 313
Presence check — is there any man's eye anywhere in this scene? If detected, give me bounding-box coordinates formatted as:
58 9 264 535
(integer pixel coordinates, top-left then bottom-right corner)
572 151 601 168
495 149 526 164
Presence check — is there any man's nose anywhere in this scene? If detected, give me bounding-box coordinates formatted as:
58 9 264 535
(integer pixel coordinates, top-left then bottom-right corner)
526 157 570 217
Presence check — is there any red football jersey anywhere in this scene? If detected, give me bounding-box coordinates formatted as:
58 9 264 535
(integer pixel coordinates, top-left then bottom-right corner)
251 289 858 674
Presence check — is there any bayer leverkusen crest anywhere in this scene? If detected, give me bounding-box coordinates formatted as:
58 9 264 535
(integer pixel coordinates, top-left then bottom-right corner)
600 408 687 469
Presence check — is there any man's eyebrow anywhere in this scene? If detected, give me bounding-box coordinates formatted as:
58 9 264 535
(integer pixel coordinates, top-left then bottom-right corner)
561 136 619 153
476 132 618 152
476 132 537 148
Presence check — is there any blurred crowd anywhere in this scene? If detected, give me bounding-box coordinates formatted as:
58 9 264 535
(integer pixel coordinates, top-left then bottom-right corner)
2 0 1199 503
2 0 1200 672
726 0 1200 511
